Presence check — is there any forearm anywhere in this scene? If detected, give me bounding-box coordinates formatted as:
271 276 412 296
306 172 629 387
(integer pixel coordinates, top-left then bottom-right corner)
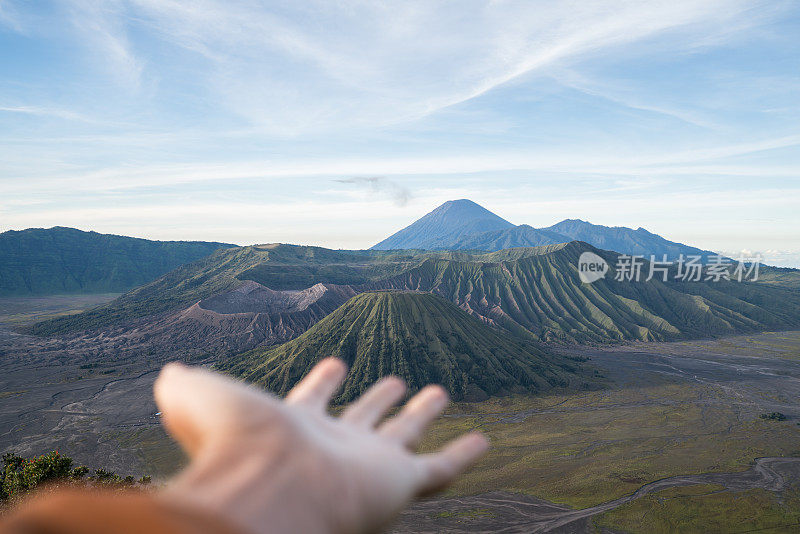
0 489 241 534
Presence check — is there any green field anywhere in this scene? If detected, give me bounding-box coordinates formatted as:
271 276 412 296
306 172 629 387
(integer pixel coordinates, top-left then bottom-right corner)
0 293 120 328
594 484 800 533
419 381 800 509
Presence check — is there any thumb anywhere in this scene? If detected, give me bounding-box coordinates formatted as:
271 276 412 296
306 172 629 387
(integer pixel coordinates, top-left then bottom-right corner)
154 362 279 457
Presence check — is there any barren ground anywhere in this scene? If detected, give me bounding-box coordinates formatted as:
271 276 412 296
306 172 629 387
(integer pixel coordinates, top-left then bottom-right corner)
1 296 799 532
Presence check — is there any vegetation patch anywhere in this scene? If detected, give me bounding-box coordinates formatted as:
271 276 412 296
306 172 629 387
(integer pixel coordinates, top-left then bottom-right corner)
0 451 150 504
761 412 788 421
593 484 800 533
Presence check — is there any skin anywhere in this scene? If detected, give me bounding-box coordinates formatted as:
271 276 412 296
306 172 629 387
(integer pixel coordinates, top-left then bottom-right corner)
155 358 489 534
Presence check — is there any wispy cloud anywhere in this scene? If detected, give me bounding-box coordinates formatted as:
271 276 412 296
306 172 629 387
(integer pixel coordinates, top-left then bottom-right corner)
551 70 722 130
4 131 800 196
0 0 22 32
66 0 144 89
334 177 412 206
94 0 776 133
0 105 95 123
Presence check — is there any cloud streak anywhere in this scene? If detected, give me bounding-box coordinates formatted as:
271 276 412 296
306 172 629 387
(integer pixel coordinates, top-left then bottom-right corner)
84 0 777 133
0 105 96 123
0 0 22 32
334 177 412 206
66 0 144 89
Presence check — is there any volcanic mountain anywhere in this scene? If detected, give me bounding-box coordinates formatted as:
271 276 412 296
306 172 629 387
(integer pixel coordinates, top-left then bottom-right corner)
131 281 357 353
28 245 419 335
218 291 585 402
371 199 716 260
370 199 514 250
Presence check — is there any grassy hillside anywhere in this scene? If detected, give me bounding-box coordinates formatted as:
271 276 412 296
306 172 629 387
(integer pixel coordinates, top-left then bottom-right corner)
0 227 231 297
28 246 270 335
370 242 800 343
756 265 800 290
451 224 569 251
218 292 587 402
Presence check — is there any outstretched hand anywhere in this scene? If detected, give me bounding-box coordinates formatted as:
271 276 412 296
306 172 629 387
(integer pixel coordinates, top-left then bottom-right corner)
154 358 488 534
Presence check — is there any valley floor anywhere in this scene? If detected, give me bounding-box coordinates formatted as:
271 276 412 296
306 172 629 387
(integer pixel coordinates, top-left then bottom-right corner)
0 294 120 328
394 331 800 533
1 302 799 532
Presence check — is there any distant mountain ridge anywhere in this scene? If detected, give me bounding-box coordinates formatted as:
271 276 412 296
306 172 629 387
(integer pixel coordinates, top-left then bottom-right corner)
0 227 233 296
371 199 717 259
542 219 713 260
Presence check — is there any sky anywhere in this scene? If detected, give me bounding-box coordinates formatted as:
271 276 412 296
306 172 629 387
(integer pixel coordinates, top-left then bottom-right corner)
1 1 799 266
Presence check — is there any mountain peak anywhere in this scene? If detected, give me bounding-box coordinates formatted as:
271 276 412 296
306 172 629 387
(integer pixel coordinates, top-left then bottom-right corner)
370 199 513 250
426 199 511 221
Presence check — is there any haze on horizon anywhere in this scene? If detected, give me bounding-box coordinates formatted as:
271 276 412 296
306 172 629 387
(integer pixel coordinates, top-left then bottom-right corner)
1 1 799 266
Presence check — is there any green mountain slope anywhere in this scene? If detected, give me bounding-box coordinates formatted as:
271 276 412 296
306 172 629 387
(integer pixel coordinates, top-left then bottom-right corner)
370 242 800 343
218 291 586 402
450 224 569 251
28 244 424 335
756 265 800 290
0 227 232 297
28 245 269 335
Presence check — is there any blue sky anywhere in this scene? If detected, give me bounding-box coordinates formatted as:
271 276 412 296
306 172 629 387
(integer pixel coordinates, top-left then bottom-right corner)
1 1 799 266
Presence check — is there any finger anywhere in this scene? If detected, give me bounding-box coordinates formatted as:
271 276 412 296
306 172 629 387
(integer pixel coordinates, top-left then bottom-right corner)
378 384 448 448
285 358 347 410
416 432 489 496
154 362 280 457
340 376 406 427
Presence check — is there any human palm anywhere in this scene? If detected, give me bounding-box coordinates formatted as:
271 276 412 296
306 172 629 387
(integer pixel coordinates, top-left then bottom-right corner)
155 358 488 534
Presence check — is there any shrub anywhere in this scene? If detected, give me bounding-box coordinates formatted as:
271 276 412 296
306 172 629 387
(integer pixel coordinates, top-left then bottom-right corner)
71 465 90 479
760 412 787 421
0 451 151 503
1 452 72 501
